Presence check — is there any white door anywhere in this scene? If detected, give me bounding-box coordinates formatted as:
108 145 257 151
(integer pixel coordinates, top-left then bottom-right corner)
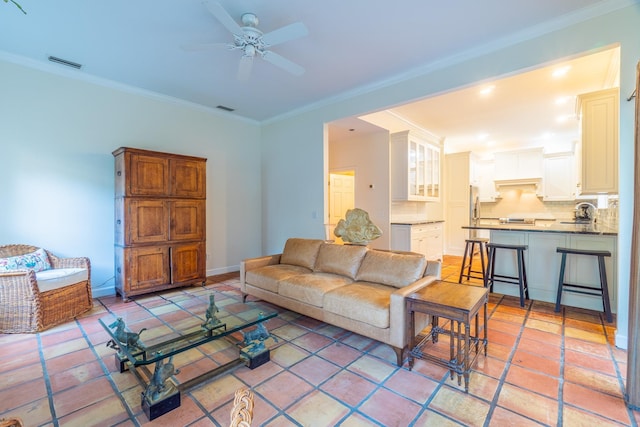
329 173 355 241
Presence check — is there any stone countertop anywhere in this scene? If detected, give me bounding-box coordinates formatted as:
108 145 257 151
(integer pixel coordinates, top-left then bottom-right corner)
391 220 445 225
463 221 617 236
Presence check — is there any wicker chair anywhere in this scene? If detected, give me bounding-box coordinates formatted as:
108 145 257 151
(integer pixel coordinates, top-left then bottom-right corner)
0 244 93 333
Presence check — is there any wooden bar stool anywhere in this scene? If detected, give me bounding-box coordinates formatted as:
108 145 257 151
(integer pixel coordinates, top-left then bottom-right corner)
458 238 489 284
486 243 529 307
555 247 613 323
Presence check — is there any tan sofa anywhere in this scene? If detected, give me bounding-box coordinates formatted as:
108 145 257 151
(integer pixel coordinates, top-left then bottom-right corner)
240 238 441 366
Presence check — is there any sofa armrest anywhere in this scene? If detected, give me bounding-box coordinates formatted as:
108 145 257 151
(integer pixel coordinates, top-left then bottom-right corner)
240 254 282 293
388 275 439 349
0 269 42 332
0 269 42 297
424 260 442 280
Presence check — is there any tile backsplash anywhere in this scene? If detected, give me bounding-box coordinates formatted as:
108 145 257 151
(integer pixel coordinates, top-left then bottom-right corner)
480 191 618 228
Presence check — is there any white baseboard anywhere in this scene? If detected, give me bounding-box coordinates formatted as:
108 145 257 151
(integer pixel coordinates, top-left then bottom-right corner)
90 265 240 298
207 265 240 277
615 332 628 350
92 284 116 298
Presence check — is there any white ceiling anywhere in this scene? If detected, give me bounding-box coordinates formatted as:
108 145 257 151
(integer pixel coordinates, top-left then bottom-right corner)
0 0 629 125
348 47 620 156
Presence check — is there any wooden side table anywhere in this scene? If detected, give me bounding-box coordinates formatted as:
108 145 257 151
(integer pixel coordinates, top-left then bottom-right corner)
406 280 488 392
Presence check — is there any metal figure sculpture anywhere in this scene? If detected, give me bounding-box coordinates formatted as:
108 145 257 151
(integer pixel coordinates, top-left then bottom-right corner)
143 352 180 403
241 312 278 348
106 317 146 352
201 294 222 329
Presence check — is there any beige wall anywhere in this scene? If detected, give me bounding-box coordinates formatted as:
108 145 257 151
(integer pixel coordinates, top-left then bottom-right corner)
261 5 640 348
0 60 262 296
328 130 391 250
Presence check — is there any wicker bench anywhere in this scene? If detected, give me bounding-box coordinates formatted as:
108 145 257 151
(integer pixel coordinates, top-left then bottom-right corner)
0 244 93 333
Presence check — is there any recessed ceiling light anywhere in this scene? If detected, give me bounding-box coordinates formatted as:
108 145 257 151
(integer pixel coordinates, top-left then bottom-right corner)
477 133 489 141
479 85 495 96
552 66 571 78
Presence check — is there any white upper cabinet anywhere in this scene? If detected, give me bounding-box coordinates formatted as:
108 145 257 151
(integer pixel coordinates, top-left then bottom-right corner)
475 159 497 202
577 88 619 195
543 152 577 201
391 131 441 201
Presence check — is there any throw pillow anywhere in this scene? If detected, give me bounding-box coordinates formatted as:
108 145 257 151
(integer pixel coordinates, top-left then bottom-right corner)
0 248 52 272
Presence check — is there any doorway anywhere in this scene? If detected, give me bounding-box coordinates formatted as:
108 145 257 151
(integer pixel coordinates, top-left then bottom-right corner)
328 170 355 243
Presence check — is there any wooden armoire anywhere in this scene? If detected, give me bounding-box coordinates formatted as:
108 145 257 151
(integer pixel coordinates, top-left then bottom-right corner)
113 147 207 301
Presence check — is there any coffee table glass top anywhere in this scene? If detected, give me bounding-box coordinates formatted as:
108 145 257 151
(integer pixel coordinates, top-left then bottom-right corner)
99 291 277 366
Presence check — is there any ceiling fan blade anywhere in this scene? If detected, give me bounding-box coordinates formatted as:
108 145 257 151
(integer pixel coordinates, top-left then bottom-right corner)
237 55 254 81
262 50 305 76
261 22 308 47
181 42 233 52
205 1 243 35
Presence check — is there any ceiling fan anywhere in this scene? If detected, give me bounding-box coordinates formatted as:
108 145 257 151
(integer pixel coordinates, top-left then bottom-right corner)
185 2 308 80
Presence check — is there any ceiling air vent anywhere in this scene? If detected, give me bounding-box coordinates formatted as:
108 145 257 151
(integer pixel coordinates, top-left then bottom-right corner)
48 56 82 69
216 105 235 112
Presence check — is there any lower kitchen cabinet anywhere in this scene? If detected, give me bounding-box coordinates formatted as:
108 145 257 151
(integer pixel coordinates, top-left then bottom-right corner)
390 222 443 261
489 231 617 312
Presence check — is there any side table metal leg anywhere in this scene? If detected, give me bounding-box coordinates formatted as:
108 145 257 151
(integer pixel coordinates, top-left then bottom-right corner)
408 309 415 370
432 315 439 343
484 300 488 356
457 320 463 386
464 318 471 392
449 321 455 380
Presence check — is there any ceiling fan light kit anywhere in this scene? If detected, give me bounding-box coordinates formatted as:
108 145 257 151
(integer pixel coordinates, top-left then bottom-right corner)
186 2 308 80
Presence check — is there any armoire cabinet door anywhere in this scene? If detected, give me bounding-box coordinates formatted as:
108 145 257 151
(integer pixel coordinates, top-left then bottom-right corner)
128 153 169 196
170 158 206 198
127 200 169 244
170 200 205 241
171 243 205 283
127 246 171 291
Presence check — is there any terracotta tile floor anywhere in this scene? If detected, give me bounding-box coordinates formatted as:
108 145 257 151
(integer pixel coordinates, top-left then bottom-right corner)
1 257 638 426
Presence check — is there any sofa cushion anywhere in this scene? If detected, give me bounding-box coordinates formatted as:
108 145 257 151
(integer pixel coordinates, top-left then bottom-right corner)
355 250 426 288
323 282 394 329
0 247 52 273
245 264 311 293
313 243 368 279
278 273 352 307
36 268 88 292
280 238 325 270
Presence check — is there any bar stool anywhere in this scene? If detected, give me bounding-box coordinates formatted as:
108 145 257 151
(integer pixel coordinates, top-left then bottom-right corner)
458 237 489 284
555 247 612 323
486 243 529 307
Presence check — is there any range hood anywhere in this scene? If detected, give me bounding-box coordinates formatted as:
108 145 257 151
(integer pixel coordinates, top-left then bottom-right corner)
494 178 542 194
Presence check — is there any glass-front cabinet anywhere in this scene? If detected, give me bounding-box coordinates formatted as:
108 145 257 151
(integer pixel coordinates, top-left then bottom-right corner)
409 139 426 198
392 130 441 201
425 143 440 199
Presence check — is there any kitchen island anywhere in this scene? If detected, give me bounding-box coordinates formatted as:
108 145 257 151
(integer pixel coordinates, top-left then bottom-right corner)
464 221 618 314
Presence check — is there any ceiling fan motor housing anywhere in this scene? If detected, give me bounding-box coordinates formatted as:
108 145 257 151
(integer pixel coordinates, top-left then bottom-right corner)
193 2 308 78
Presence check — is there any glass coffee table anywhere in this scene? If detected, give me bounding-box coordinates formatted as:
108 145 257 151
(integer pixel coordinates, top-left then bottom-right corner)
99 291 277 420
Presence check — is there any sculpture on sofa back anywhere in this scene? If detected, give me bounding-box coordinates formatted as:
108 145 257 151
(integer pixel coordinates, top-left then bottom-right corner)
334 208 382 245
0 244 93 333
